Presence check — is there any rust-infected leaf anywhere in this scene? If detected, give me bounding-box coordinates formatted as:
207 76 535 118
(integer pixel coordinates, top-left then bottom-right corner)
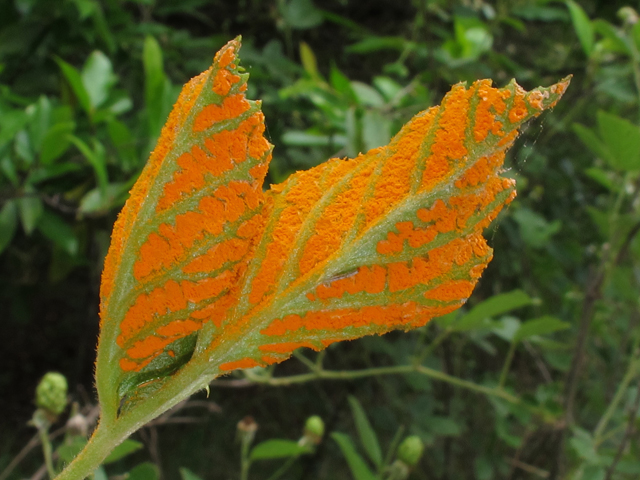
95 37 569 421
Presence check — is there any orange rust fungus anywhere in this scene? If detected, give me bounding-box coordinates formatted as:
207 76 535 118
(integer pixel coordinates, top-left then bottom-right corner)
472 80 509 142
261 303 461 338
261 355 282 365
220 358 261 371
420 84 471 192
213 68 241 97
157 112 268 212
248 164 328 304
192 94 251 133
97 36 569 385
259 341 318 353
315 265 386 300
423 280 475 302
365 110 437 225
298 161 376 275
508 86 529 124
134 181 263 281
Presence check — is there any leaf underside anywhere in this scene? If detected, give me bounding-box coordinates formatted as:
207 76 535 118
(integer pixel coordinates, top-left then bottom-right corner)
96 38 570 414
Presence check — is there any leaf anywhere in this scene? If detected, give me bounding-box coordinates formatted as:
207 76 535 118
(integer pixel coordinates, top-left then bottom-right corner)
249 439 310 460
573 123 613 164
17 189 43 235
179 468 203 480
597 111 640 171
56 436 88 464
56 57 92 116
68 135 109 194
81 51 116 110
299 42 320 79
566 0 594 56
79 182 129 216
280 0 323 30
94 38 569 450
39 121 75 165
127 462 159 480
511 207 562 249
0 200 18 254
331 432 377 480
350 81 385 107
144 36 171 140
37 210 78 256
513 315 570 343
448 290 532 332
347 396 382 469
102 439 144 464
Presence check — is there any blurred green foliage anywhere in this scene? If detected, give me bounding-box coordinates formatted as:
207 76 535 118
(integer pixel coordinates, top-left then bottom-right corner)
2 0 640 479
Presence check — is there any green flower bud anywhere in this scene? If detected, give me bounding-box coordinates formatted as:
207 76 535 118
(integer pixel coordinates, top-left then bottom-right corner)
36 372 68 416
304 415 324 439
396 435 424 467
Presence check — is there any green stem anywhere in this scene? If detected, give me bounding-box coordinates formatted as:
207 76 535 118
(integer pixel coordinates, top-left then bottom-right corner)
265 456 297 480
245 364 522 405
239 438 251 480
498 341 518 389
37 427 55 480
416 328 451 364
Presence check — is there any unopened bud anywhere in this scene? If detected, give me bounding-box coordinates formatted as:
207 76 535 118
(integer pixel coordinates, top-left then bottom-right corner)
396 435 424 468
36 372 68 416
618 7 639 25
66 413 88 437
237 416 258 445
386 460 411 480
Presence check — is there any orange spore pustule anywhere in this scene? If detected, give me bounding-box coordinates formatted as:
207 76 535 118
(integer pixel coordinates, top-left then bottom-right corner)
364 109 437 226
423 280 475 302
219 358 261 371
134 181 260 281
182 237 251 274
248 164 327 304
420 84 472 192
261 302 460 337
508 85 529 124
298 160 376 275
118 268 240 347
213 68 241 96
157 112 268 211
472 79 509 142
192 94 251 133
259 341 317 353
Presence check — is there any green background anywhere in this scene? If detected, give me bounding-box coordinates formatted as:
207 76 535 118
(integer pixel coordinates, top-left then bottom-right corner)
2 0 640 479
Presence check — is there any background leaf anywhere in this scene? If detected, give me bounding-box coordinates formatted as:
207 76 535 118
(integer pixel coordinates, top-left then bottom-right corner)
249 439 310 460
348 395 383 469
566 0 594 56
331 432 377 480
514 315 570 342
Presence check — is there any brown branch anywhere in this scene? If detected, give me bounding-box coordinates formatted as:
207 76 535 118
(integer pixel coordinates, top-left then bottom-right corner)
603 380 640 480
555 220 640 477
565 220 640 419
